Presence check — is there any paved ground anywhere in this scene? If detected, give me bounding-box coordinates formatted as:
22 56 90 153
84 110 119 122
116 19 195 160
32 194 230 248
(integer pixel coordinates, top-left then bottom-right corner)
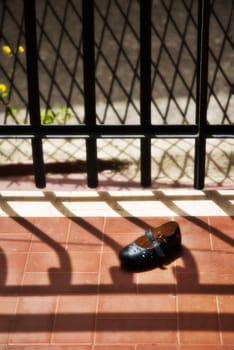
0 189 233 348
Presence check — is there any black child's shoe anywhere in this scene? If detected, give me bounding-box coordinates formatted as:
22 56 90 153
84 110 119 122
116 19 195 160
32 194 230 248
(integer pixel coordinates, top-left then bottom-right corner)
119 221 181 268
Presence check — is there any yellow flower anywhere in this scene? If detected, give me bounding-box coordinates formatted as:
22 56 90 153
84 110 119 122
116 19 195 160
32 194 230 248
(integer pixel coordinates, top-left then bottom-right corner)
0 83 7 93
18 45 25 53
2 45 12 54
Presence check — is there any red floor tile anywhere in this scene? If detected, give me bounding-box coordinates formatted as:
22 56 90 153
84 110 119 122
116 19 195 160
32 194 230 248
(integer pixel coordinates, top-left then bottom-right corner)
8 346 92 350
104 217 148 234
180 346 234 349
55 273 98 312
94 346 135 350
209 216 234 252
176 271 233 295
136 346 178 350
98 293 177 318
104 217 173 236
0 232 31 252
0 252 28 287
175 216 211 250
102 231 139 253
218 296 234 345
0 217 33 234
30 217 70 252
99 251 137 293
95 318 177 344
176 249 233 274
102 217 144 254
25 251 101 273
179 315 221 345
0 296 18 344
25 251 69 273
52 287 97 343
178 295 220 345
0 214 233 348
9 296 57 344
178 347 218 350
138 260 177 294
22 271 98 294
67 217 104 251
69 251 101 273
52 315 96 344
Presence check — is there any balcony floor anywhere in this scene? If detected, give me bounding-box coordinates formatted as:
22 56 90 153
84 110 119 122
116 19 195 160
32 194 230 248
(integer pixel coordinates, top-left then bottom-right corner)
0 189 233 349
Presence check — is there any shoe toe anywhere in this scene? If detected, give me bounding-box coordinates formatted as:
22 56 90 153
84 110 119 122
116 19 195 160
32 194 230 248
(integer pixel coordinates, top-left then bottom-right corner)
119 242 144 264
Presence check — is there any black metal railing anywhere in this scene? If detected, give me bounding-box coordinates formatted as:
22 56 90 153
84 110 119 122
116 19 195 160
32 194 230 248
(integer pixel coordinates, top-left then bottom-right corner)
0 0 233 189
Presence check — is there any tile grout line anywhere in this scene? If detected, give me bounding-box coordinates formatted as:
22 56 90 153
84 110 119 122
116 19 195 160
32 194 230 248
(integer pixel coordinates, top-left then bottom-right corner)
174 212 181 347
49 219 71 344
93 216 106 346
20 218 34 286
50 291 60 344
216 295 224 346
65 216 72 251
208 216 214 251
8 219 34 344
175 258 181 347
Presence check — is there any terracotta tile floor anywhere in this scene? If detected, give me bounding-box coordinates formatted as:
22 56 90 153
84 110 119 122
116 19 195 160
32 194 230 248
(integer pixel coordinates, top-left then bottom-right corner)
0 190 233 349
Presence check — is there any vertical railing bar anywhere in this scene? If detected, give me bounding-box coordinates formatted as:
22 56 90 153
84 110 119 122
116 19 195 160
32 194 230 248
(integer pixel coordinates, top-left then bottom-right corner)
24 0 45 188
194 0 210 189
82 0 98 188
140 0 152 187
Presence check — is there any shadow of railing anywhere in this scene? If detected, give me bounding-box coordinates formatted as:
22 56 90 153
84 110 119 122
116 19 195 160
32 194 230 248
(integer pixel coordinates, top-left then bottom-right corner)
0 139 233 190
0 189 233 334
0 312 232 332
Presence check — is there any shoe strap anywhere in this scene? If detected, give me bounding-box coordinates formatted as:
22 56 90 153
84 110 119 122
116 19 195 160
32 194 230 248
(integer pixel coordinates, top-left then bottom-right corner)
145 229 165 257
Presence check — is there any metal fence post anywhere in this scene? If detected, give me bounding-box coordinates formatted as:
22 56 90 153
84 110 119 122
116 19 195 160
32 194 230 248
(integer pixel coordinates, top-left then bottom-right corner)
140 0 152 187
24 0 46 188
82 0 98 188
194 0 210 189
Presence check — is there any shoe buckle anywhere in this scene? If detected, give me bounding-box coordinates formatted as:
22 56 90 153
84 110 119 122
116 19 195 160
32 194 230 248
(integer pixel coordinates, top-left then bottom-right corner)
157 233 167 243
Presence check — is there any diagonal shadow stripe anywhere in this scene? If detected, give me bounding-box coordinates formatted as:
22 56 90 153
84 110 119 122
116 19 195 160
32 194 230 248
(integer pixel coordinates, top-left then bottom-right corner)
0 191 233 297
154 190 234 247
0 200 72 286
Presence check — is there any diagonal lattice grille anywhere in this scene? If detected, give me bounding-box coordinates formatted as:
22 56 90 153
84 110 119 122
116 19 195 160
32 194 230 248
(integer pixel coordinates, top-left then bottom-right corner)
0 0 233 126
36 0 84 124
94 0 140 124
0 0 28 124
207 0 234 124
151 0 198 124
0 1 233 189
